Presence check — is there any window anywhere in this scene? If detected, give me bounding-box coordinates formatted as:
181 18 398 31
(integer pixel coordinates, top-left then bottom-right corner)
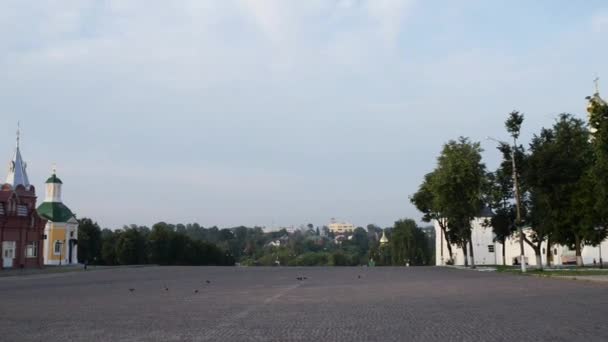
0 203 4 215
70 231 74 238
17 204 28 216
542 248 545 254
554 249 558 256
54 241 62 255
25 241 38 258
488 245 495 253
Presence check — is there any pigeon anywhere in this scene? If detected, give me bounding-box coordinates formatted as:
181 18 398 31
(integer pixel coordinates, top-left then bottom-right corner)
164 286 169 291
358 275 361 279
194 289 199 294
296 276 303 281
303 277 307 280
205 280 211 284
129 288 135 292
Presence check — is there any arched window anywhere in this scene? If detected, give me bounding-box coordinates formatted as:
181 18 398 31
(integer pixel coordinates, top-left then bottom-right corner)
54 241 62 255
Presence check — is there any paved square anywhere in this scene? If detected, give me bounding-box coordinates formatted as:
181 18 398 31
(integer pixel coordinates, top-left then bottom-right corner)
0 266 607 341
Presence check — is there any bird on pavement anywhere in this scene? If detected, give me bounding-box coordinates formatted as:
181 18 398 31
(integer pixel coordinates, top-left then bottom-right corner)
194 289 199 294
129 288 135 292
205 280 211 284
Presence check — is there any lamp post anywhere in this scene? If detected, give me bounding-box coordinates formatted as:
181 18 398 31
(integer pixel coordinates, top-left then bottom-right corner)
487 136 527 273
595 227 604 269
58 240 64 266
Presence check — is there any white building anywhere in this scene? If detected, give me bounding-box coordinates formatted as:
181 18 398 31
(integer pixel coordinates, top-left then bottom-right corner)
37 171 79 265
434 213 608 267
436 88 608 267
328 221 355 234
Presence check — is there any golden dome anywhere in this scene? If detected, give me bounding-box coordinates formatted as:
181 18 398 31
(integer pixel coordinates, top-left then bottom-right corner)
380 231 388 245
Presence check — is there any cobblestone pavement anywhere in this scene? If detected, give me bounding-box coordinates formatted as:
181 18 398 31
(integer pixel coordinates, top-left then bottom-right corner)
0 266 607 342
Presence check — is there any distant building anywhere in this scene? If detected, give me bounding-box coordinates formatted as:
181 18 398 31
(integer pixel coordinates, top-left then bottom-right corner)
379 230 389 246
1 131 46 269
436 89 608 267
38 170 78 265
328 221 355 234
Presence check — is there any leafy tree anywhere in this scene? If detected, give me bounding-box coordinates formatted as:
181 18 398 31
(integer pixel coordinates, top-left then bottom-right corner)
100 229 119 265
115 227 147 265
431 137 486 267
78 218 102 264
484 169 516 266
390 219 432 266
526 114 594 266
587 91 608 255
148 222 173 265
411 171 452 263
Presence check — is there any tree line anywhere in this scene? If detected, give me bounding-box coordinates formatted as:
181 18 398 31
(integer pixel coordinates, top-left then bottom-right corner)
77 219 434 267
411 93 608 269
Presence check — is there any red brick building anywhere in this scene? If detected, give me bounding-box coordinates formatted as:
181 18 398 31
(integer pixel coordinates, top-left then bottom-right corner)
0 132 46 269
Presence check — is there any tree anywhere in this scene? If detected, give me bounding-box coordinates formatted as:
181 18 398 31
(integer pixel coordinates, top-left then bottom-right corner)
526 114 594 266
78 218 102 264
504 110 530 269
100 229 119 265
484 170 516 266
390 219 432 266
411 171 452 263
148 222 173 265
115 227 147 265
431 137 486 268
587 89 608 260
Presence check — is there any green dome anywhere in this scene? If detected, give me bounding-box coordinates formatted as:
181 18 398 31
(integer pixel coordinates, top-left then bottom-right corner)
46 173 63 184
37 202 75 222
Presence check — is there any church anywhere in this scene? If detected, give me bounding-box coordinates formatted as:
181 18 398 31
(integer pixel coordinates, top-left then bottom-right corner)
435 85 608 267
37 170 79 265
0 131 47 269
0 128 78 269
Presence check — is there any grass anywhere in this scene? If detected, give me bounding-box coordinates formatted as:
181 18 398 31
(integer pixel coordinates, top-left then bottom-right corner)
495 265 608 277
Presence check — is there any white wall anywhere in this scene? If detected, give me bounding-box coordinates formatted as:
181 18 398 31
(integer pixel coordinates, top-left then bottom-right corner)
435 220 608 267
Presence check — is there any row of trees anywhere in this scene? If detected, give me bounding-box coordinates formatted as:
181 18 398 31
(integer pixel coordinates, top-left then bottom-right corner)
411 93 608 268
77 218 434 267
78 219 235 266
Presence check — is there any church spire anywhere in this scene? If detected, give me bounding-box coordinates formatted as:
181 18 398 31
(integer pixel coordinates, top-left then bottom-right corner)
5 122 30 189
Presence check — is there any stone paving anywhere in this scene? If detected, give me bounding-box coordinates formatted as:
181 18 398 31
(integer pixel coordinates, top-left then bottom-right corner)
0 266 607 341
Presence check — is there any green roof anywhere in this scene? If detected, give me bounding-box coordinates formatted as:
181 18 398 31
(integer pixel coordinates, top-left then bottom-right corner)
37 202 75 222
46 174 63 184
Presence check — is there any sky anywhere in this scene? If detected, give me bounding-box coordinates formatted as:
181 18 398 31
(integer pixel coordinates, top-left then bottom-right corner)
1 0 608 229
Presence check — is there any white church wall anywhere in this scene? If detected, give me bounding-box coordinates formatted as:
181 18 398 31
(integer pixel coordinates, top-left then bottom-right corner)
437 219 608 267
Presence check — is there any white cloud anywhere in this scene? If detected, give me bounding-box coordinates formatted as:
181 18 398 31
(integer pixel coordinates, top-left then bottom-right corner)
592 11 608 32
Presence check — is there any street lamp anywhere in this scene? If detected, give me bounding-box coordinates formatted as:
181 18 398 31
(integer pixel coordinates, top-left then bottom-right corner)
595 227 604 269
58 240 64 266
487 136 527 273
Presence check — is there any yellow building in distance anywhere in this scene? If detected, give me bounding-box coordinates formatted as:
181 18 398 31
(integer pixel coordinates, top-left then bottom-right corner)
328 221 355 234
37 170 78 265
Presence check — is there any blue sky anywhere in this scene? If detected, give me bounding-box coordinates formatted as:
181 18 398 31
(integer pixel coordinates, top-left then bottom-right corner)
1 0 607 229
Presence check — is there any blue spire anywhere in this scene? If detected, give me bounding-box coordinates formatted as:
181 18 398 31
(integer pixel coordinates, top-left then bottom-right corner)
5 123 30 188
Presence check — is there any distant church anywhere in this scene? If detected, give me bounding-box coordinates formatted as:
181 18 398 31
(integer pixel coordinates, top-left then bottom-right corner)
38 170 78 265
435 83 608 267
1 130 47 269
0 128 78 269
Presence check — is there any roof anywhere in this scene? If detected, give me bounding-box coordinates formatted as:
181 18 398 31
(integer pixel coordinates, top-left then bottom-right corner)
5 144 30 189
478 206 495 218
37 201 76 222
380 231 389 244
46 173 63 184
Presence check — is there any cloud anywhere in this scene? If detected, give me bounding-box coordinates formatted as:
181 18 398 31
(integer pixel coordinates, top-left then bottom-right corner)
592 11 608 32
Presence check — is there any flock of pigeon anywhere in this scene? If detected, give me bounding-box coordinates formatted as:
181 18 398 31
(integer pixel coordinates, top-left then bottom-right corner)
128 275 364 293
128 280 211 294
